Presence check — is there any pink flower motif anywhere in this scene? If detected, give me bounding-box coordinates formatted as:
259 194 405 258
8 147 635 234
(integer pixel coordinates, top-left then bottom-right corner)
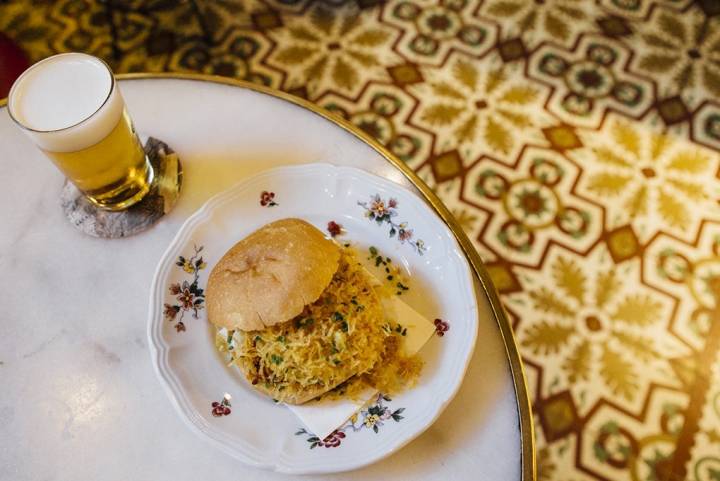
434 318 449 337
370 197 387 217
358 194 426 255
398 229 413 241
169 283 181 295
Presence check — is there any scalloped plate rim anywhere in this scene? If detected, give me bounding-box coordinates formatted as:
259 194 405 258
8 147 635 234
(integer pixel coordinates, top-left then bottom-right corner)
147 163 479 474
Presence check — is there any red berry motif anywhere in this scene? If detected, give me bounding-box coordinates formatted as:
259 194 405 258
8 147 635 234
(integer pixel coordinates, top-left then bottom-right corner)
260 191 278 207
434 318 449 337
327 221 343 237
320 430 346 448
211 395 232 417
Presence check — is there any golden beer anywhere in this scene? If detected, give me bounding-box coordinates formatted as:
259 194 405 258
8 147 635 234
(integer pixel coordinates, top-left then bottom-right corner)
41 110 152 209
8 53 154 211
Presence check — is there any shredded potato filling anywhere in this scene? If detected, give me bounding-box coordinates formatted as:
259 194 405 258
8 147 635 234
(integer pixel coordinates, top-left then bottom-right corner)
216 247 422 402
319 334 424 401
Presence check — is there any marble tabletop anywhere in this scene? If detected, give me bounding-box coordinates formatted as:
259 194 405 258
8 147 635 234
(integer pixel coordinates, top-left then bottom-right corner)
0 77 524 481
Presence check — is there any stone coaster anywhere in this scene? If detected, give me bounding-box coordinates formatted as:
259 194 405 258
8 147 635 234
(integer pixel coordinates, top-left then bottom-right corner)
61 137 182 238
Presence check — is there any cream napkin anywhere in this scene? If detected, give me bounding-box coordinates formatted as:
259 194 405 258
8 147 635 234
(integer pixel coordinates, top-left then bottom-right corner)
287 295 436 440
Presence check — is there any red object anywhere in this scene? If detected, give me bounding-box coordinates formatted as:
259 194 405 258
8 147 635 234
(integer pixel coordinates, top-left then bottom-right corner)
0 33 30 99
319 430 346 448
260 190 278 207
327 221 343 237
434 318 450 336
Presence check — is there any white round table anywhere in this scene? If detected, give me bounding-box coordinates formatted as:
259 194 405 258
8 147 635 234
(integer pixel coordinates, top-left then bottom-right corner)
0 74 533 481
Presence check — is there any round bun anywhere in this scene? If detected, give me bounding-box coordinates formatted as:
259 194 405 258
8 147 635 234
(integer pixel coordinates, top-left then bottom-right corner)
206 218 341 331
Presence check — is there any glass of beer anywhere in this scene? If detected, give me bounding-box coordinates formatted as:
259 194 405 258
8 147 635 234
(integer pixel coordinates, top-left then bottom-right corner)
8 53 154 211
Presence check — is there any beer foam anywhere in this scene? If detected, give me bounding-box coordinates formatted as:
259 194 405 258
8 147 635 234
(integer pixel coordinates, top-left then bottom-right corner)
9 53 124 153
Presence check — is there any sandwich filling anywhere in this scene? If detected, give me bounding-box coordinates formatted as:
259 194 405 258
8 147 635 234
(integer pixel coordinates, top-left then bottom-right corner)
216 247 422 403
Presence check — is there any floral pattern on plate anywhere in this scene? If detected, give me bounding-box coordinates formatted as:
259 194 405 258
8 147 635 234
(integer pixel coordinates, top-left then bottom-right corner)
359 194 427 254
211 394 232 417
163 245 207 332
260 190 278 207
295 394 405 449
434 318 450 337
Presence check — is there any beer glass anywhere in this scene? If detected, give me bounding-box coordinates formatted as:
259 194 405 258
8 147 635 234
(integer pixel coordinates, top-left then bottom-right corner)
8 53 154 211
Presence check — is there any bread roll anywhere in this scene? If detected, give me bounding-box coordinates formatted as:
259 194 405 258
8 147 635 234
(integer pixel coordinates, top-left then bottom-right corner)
206 218 341 331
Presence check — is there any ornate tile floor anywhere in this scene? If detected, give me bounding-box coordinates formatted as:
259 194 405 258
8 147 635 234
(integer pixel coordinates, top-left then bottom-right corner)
2 0 719 479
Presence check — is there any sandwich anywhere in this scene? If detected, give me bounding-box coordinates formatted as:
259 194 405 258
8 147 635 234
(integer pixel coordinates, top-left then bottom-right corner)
207 218 421 404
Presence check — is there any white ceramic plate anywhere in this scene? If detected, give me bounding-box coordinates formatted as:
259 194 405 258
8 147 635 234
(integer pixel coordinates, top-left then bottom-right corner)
148 163 478 474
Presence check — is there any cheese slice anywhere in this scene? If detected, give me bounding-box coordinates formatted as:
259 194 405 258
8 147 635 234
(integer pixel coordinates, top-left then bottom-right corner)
287 295 435 440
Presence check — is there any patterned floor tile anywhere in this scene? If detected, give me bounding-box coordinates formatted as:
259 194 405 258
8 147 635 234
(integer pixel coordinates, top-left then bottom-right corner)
580 385 689 481
475 0 602 50
316 81 435 170
167 28 281 85
460 145 602 266
263 2 402 100
691 101 720 151
596 0 694 20
408 50 555 167
506 241 688 418
380 0 498 67
569 113 720 245
628 4 720 109
526 33 655 128
686 350 720 481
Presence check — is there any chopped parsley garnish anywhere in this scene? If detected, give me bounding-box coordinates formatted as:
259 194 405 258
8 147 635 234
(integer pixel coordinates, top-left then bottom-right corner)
295 317 314 328
367 247 410 296
333 311 344 321
396 281 410 295
276 335 286 343
270 354 283 365
341 321 349 332
254 335 263 342
369 246 378 256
